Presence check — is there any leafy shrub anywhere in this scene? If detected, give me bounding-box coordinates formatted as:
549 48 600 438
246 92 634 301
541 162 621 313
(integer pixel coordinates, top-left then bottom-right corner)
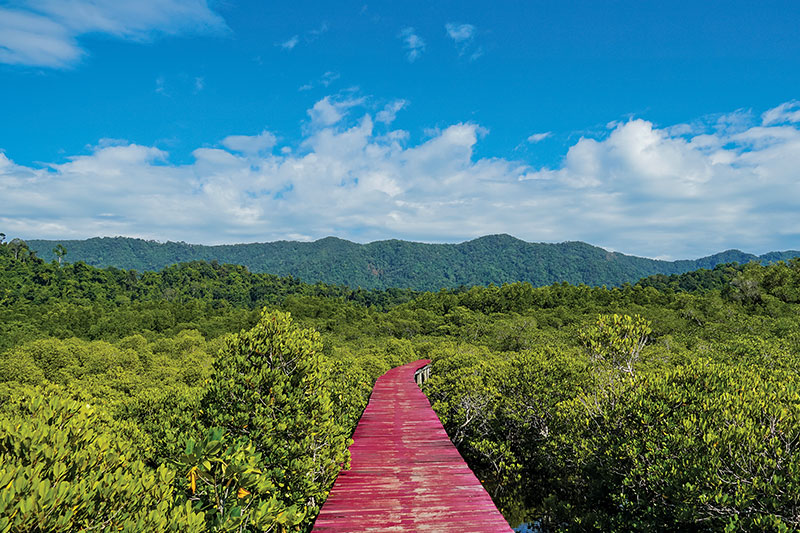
549 360 800 531
178 428 305 531
203 310 349 529
0 387 205 532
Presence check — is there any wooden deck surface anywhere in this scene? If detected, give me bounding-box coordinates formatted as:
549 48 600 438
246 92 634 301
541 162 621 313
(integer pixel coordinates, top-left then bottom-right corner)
312 359 513 532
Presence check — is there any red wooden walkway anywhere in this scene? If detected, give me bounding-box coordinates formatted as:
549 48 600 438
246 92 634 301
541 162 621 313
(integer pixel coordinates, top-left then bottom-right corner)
312 359 513 532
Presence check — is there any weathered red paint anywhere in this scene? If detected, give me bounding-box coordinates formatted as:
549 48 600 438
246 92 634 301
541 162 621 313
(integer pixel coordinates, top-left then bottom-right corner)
312 359 513 532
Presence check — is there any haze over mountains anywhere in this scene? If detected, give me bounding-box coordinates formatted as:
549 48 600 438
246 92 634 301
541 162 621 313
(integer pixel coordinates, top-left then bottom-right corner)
28 235 800 292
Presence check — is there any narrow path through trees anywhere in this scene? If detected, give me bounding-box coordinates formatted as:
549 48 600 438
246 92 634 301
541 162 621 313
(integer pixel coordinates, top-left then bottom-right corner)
312 359 512 532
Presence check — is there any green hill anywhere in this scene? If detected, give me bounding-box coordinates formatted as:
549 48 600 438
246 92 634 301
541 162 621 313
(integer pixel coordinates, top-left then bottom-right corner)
27 234 800 291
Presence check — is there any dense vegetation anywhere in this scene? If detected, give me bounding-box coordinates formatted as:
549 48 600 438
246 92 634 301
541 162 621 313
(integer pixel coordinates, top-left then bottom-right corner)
28 234 800 291
3 234 800 531
0 238 416 532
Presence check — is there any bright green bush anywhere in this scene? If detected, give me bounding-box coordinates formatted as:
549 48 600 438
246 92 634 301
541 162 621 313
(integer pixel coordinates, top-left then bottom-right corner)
0 349 44 385
203 310 349 529
580 313 652 375
178 428 305 532
0 387 205 532
547 359 800 531
115 384 205 466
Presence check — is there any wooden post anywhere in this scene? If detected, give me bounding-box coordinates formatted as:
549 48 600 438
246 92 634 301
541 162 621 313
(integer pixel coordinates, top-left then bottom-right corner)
414 364 431 386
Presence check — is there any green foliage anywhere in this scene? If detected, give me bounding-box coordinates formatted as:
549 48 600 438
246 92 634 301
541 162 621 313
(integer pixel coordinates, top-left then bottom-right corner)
0 333 215 403
115 384 205 466
325 354 374 431
179 428 305 532
5 233 800 531
0 349 45 385
548 360 800 531
27 235 800 291
580 314 652 375
52 244 67 265
203 310 349 528
0 387 205 532
425 343 590 520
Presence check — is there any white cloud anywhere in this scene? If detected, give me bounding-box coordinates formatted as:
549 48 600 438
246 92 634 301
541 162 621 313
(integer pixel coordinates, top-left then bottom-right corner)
308 97 344 127
321 71 340 87
4 100 800 259
527 132 551 143
221 131 277 155
307 96 364 128
445 23 475 43
400 27 425 62
762 101 800 125
376 100 408 124
0 8 81 67
0 0 226 68
280 35 299 50
445 22 481 60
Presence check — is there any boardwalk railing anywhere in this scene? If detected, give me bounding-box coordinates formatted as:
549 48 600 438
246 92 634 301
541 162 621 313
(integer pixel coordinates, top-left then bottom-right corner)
413 363 431 386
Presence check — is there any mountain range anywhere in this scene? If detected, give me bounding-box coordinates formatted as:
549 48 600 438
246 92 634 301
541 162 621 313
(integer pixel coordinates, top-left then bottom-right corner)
27 235 800 291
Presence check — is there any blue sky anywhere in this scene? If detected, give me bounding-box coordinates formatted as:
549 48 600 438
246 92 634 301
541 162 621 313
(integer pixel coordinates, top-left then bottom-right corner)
2 0 800 259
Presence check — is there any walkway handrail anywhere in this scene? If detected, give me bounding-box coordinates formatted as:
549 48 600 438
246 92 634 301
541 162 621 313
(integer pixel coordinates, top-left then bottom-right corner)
414 363 431 386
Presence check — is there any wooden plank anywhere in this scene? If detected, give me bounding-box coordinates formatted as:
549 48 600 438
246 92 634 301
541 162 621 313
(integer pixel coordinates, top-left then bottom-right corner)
313 359 513 532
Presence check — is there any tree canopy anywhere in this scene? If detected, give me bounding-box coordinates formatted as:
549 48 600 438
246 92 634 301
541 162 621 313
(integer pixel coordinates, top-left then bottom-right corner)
2 234 800 531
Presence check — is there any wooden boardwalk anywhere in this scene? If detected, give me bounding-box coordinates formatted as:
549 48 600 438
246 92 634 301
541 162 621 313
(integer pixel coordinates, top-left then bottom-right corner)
312 359 513 532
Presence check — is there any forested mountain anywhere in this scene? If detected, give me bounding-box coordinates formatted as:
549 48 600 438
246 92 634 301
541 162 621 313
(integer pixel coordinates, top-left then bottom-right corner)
28 234 800 290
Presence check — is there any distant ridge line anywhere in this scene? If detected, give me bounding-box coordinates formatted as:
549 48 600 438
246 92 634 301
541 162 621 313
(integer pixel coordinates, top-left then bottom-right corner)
27 235 800 292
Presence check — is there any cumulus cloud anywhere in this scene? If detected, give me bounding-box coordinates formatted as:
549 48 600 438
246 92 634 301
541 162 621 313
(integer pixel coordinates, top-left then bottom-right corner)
400 27 425 62
3 99 800 259
221 131 277 155
308 97 345 127
0 0 226 68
